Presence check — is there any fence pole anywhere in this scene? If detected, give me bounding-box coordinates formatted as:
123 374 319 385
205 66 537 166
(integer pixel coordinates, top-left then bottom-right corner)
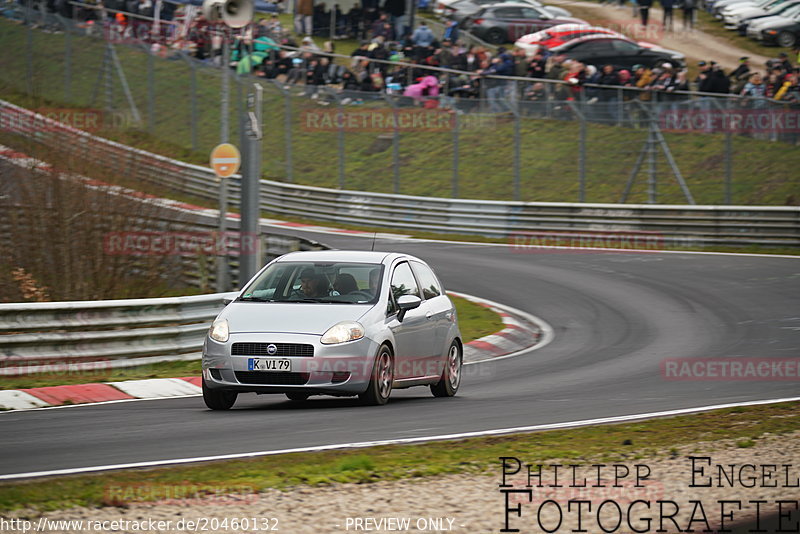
335 90 345 189
723 99 733 204
579 114 586 202
281 84 294 183
147 47 155 134
513 107 521 201
26 11 33 96
190 58 198 152
105 45 114 112
220 39 229 144
64 24 72 103
452 111 459 198
384 93 400 194
647 119 657 204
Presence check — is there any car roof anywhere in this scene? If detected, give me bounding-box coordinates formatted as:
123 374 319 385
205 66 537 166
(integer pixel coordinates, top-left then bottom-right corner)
551 34 635 50
516 24 619 44
276 250 411 264
483 1 546 8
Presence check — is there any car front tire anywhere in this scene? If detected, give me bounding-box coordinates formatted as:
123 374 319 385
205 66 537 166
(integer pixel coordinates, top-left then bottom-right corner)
486 28 506 44
359 344 394 406
202 377 238 410
431 340 462 398
777 31 797 48
286 392 310 402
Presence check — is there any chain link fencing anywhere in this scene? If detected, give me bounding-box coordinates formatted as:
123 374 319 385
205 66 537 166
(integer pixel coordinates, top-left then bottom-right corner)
1 4 799 206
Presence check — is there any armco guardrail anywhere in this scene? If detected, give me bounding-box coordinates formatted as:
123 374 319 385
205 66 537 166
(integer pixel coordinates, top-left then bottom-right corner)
0 292 237 376
2 99 799 247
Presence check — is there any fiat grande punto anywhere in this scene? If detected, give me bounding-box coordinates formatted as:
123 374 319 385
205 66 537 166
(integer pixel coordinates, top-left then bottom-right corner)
202 250 462 409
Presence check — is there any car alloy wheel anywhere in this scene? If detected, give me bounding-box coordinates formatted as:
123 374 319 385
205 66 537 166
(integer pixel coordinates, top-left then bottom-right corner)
360 345 394 405
431 340 462 398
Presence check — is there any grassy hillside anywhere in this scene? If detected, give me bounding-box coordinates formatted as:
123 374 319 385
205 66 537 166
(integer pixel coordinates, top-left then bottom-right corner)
1 18 798 205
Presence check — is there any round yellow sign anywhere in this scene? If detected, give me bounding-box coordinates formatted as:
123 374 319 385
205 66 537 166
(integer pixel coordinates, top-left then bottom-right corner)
210 143 241 178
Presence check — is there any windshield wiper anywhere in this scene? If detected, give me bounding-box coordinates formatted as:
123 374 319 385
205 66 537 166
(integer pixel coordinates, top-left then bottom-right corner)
238 296 275 302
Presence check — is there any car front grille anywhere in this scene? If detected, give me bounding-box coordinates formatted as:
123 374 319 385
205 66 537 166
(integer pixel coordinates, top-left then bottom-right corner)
231 342 314 358
234 371 310 385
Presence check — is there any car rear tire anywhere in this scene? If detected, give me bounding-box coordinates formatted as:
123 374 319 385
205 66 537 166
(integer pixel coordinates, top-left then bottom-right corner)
486 28 506 44
202 378 237 410
431 340 462 398
777 31 797 48
286 392 310 401
359 344 393 406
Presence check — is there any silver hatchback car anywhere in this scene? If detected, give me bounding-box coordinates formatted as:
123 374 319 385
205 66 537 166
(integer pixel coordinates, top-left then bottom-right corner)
202 250 462 409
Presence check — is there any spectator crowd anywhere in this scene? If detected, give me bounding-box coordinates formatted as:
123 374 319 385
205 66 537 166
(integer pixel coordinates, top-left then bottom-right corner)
16 0 800 108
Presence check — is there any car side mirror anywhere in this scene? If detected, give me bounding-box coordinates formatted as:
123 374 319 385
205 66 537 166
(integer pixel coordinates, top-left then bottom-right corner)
396 294 422 322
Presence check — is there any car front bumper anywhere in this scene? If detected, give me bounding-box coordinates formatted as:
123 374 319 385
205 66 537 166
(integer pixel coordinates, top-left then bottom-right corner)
202 333 381 396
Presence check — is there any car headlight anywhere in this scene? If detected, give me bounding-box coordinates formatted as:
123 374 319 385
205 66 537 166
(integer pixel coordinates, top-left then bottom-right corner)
321 321 365 345
209 319 229 343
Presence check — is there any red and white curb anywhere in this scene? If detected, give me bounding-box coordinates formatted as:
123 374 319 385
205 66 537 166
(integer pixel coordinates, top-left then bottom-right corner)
0 378 202 412
448 291 552 364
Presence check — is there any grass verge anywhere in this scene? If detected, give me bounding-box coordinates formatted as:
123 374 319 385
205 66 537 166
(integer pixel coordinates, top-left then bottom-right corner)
0 401 797 513
0 295 504 390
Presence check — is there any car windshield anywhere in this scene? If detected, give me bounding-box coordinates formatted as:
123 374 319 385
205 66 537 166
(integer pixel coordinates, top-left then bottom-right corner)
775 2 800 14
239 261 384 304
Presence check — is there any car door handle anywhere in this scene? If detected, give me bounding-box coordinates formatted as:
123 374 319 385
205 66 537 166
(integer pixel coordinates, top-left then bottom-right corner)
426 311 433 319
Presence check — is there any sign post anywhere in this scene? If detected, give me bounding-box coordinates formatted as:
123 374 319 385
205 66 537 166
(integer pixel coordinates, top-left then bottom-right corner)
210 143 241 292
239 83 263 286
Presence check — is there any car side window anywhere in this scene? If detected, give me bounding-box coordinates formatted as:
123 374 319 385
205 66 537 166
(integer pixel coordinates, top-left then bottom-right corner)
390 262 420 300
387 262 420 314
611 39 640 53
520 7 542 18
411 262 442 300
495 7 523 18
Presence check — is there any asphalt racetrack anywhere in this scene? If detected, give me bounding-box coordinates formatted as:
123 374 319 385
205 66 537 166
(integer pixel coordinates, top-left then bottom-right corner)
1 230 798 477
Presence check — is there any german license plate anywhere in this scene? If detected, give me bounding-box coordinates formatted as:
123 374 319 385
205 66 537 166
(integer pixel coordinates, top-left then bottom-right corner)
248 358 292 372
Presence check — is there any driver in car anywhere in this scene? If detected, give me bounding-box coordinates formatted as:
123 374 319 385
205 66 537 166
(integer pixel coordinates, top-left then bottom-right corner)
299 268 331 298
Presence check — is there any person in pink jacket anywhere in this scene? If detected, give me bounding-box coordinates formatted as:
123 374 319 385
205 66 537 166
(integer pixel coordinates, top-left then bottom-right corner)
403 75 440 101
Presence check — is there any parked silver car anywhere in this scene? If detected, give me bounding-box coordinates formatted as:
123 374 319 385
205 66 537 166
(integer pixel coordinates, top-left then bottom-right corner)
202 250 463 409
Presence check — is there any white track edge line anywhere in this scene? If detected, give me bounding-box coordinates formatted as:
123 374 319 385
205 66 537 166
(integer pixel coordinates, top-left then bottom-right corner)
2 396 799 480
